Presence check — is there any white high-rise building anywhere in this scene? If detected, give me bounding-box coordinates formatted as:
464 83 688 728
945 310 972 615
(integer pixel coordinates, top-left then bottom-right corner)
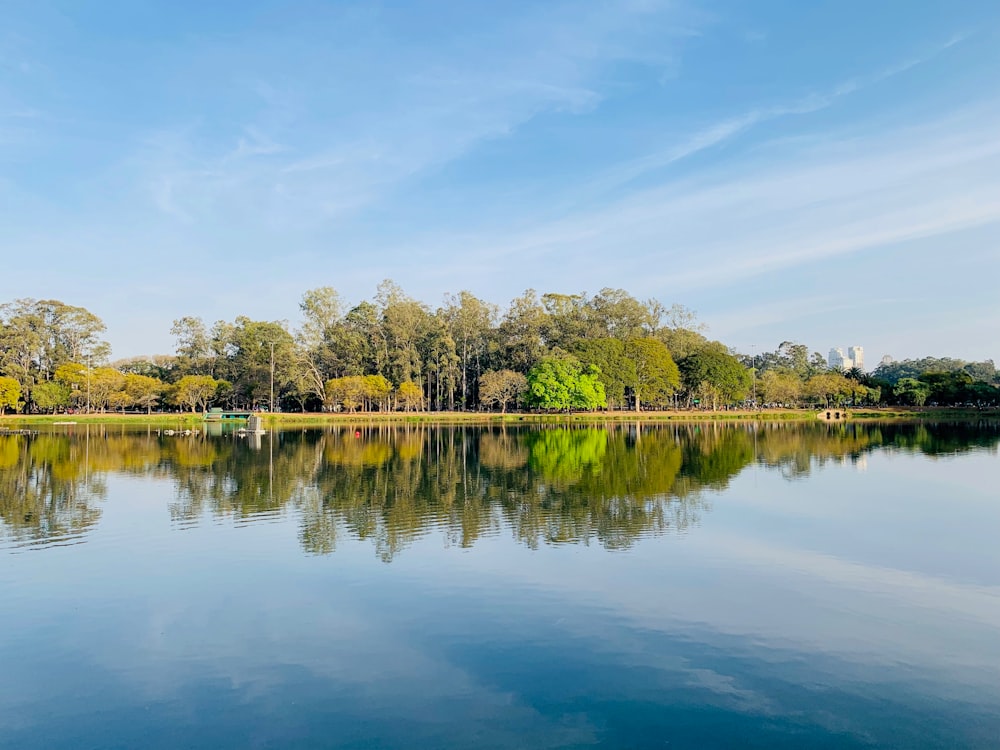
828 345 865 371
848 346 864 371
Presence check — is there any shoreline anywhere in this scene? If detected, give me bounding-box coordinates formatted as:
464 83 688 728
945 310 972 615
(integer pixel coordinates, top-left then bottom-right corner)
2 407 998 428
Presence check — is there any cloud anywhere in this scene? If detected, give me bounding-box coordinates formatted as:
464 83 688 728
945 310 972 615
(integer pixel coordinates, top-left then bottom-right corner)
377 102 1000 305
128 0 704 230
587 34 972 195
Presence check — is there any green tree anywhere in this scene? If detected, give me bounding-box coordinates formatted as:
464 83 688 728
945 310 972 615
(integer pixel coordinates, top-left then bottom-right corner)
443 291 497 409
31 381 71 413
377 280 430 387
173 375 222 412
624 337 680 411
125 373 166 414
170 316 212 375
805 373 857 407
653 304 708 360
759 370 802 406
86 368 125 412
894 377 931 407
499 289 548 373
574 338 628 409
680 343 751 409
526 356 606 412
0 375 22 414
588 288 655 340
397 380 424 412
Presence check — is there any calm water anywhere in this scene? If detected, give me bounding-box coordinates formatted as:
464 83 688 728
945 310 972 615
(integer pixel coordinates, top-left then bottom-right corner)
1 421 999 749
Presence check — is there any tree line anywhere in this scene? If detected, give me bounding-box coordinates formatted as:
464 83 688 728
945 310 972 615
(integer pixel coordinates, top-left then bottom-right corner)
1 289 998 414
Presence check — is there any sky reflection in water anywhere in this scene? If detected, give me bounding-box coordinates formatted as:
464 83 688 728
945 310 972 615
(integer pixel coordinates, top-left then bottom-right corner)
1 421 998 749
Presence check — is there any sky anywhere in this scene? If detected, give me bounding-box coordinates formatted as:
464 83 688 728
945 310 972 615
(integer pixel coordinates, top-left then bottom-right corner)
1 0 999 363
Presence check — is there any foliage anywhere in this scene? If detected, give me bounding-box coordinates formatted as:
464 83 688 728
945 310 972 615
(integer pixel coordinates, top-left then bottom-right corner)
478 369 528 413
624 337 680 411
397 381 423 411
125 374 166 414
874 357 997 385
31 381 71 413
173 375 223 412
0 375 22 414
4 288 997 414
324 375 393 412
679 343 751 409
894 377 931 407
759 370 802 406
525 355 606 411
804 373 864 407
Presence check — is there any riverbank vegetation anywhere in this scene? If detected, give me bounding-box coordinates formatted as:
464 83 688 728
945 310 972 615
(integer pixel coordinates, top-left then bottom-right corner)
2 289 998 417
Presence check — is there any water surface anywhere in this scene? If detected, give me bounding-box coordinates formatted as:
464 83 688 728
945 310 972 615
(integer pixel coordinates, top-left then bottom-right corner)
1 421 999 748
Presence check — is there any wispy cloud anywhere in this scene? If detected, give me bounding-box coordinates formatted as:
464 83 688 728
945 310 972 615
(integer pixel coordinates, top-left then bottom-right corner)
384 103 1000 305
588 34 972 195
130 0 704 229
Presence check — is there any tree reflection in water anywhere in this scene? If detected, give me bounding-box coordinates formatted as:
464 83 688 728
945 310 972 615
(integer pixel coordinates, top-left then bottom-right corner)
1 420 998 557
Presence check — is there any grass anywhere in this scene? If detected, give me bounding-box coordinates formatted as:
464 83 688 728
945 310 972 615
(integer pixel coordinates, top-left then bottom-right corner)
3 406 997 428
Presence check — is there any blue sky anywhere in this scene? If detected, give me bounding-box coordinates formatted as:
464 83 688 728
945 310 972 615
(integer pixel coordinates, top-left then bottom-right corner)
2 0 998 362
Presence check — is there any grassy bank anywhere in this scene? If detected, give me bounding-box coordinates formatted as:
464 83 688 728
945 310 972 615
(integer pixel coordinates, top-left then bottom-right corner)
3 407 997 428
0 413 204 427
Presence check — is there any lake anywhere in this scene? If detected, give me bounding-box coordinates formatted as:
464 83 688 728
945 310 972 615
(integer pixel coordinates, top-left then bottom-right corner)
1 420 999 749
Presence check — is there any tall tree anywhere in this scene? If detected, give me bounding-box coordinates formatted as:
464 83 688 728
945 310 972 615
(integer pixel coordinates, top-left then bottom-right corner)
589 288 656 340
171 316 212 375
499 289 548 373
680 343 752 409
443 291 497 409
624 337 680 411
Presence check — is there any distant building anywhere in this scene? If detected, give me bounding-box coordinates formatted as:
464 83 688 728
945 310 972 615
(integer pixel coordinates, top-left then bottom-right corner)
848 346 864 371
880 354 894 367
828 345 865 371
828 348 849 370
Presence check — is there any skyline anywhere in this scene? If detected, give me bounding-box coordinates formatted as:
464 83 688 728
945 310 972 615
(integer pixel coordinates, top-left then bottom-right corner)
2 1 999 362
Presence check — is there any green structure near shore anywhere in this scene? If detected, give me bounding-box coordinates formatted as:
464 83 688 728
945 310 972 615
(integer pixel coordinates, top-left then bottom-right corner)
203 408 251 422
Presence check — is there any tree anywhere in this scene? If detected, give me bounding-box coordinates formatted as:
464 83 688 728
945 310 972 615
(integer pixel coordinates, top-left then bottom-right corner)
173 375 221 412
88 368 126 412
894 377 931 407
680 343 751 409
499 289 547 373
0 298 109 393
170 316 211 375
541 292 596 350
623 337 679 411
0 376 22 414
654 304 708 360
574 338 628 409
217 318 295 409
479 370 527 413
589 288 655 339
525 356 606 411
294 287 344 405
397 381 424 412
363 375 392 411
125 373 166 414
31 381 71 413
443 291 496 409
805 373 857 407
377 280 430 387
759 370 802 406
